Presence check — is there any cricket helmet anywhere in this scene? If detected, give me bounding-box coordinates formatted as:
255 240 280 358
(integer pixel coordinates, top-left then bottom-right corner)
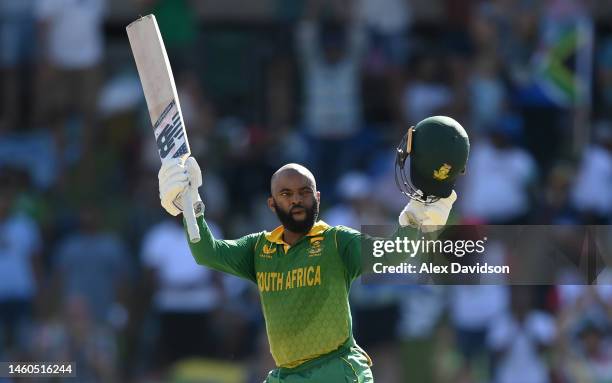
395 116 470 203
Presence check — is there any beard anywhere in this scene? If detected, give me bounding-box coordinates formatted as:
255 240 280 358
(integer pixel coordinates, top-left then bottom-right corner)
273 197 319 234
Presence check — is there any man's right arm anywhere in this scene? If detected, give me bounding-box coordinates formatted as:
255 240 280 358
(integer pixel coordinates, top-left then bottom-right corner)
186 215 259 283
158 157 260 282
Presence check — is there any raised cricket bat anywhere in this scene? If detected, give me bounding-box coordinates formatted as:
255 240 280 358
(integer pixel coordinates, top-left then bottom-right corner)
126 14 200 243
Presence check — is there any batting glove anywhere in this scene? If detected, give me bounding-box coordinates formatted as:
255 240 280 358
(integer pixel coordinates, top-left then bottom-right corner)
158 157 203 216
399 191 457 232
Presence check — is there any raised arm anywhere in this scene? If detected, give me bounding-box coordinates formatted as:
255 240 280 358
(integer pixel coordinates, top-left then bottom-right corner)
337 191 457 280
187 216 259 282
158 156 258 282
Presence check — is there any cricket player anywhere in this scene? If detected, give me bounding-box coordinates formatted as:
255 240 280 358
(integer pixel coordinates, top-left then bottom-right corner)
157 116 469 382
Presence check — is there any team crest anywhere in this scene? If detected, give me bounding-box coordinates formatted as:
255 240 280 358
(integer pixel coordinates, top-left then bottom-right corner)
433 163 452 180
308 238 324 257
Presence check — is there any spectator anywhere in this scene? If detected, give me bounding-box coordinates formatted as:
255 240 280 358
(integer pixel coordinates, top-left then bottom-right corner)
357 0 412 72
401 54 454 124
597 35 612 114
468 53 507 133
356 0 411 124
538 162 577 224
324 171 389 228
32 295 118 382
472 0 538 75
488 286 557 383
370 151 407 215
513 0 589 173
560 316 612 383
34 0 107 161
0 131 59 190
53 202 130 327
0 0 36 130
0 0 59 191
556 282 611 369
450 286 509 370
557 285 612 328
141 218 225 366
460 115 537 224
0 174 42 358
297 0 367 197
570 121 612 224
398 286 445 383
350 281 403 383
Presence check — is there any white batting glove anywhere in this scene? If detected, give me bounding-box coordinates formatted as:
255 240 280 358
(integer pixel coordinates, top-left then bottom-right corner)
158 157 203 216
399 191 457 232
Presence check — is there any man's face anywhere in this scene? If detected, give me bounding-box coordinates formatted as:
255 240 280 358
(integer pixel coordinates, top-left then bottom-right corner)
268 171 320 234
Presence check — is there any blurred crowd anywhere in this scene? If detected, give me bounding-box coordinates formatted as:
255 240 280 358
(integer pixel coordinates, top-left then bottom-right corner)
0 0 611 382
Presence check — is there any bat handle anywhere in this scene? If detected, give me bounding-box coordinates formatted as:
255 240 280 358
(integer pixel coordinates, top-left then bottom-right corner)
183 187 201 243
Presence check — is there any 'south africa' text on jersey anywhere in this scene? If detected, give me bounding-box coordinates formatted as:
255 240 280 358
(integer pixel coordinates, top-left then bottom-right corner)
256 266 322 292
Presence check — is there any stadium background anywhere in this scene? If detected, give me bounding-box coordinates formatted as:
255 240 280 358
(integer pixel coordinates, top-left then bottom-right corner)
0 0 611 382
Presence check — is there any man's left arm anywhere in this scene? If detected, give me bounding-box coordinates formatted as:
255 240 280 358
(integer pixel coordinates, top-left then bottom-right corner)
335 225 418 281
337 191 458 279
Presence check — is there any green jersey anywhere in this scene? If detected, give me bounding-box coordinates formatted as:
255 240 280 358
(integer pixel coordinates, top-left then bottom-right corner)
186 216 368 368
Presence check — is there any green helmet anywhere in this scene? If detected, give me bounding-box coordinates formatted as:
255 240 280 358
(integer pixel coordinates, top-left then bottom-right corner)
396 116 470 203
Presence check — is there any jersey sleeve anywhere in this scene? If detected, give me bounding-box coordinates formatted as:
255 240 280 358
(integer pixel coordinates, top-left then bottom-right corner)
335 225 424 280
334 226 363 281
186 215 260 283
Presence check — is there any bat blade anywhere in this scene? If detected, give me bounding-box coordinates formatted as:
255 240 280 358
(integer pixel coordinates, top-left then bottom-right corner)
127 14 190 161
127 14 200 242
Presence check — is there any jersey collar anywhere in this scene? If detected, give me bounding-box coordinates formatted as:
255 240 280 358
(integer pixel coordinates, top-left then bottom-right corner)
265 220 330 246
